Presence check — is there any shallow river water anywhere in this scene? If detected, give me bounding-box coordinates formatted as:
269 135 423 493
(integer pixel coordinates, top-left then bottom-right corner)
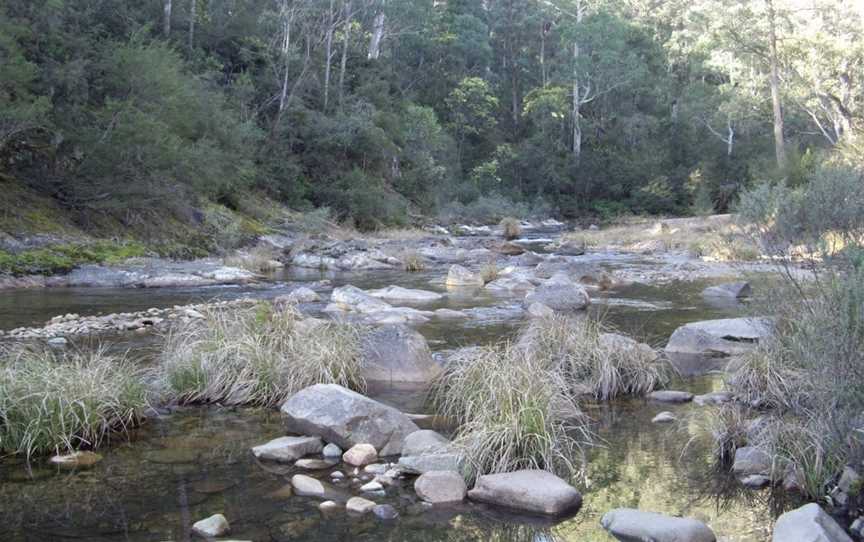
0 247 789 541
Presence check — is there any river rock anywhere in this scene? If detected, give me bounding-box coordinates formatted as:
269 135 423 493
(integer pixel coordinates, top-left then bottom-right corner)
192 514 230 537
291 474 327 497
665 317 773 356
415 471 467 504
343 444 378 467
251 436 323 462
398 430 462 474
284 287 321 303
524 273 590 311
372 504 399 520
551 240 586 256
346 496 377 514
652 412 677 423
445 265 484 287
467 469 582 516
361 324 441 384
600 509 716 542
772 503 852 542
366 285 443 303
599 332 658 362
319 500 339 513
49 451 103 468
648 390 694 403
322 443 342 458
732 446 773 477
331 285 392 314
741 474 772 488
497 242 526 256
485 276 535 292
527 302 554 318
295 459 335 470
361 480 384 493
281 384 419 456
702 282 752 299
694 391 735 406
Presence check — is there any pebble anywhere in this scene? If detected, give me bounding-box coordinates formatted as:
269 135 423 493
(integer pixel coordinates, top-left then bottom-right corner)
372 504 399 520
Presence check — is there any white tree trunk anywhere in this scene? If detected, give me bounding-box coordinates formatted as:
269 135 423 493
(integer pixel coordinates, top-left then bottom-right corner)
368 11 385 60
572 40 582 160
188 0 196 50
323 0 335 111
766 0 786 169
339 1 352 108
164 0 173 37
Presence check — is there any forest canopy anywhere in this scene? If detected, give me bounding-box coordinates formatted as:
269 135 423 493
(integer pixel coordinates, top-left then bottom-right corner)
0 0 861 230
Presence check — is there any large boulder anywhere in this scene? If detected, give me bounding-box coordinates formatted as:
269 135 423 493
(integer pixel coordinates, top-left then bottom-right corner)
467 469 582 516
398 430 463 474
702 282 752 299
523 273 590 311
366 286 444 303
330 285 392 314
445 265 485 287
665 317 773 356
361 325 441 384
772 503 852 542
280 384 419 456
415 471 467 504
600 509 716 542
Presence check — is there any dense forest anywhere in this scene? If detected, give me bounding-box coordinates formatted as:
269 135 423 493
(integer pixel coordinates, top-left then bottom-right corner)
1 0 862 231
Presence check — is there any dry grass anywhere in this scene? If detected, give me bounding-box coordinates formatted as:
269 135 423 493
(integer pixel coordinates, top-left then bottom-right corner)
500 217 522 240
0 346 149 458
370 227 430 241
401 250 426 272
480 260 499 284
156 302 366 407
224 245 282 273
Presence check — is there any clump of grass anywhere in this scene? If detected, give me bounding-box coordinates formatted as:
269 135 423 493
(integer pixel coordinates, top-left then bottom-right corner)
500 217 522 240
525 315 666 400
432 343 591 482
480 260 499 284
224 245 282 273
0 241 149 276
401 250 426 272
0 346 149 458
156 303 365 407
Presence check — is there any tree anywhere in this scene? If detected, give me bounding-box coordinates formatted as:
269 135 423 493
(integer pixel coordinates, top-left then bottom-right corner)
445 77 499 167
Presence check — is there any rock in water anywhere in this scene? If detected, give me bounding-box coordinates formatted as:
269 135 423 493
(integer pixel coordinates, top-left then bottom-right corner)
772 503 852 542
372 504 399 520
49 451 102 468
414 471 467 504
281 384 419 456
192 514 230 537
366 285 443 303
398 430 462 474
346 496 377 514
524 273 590 311
702 282 752 299
330 285 392 314
445 265 484 287
343 443 378 467
665 317 773 356
467 470 582 516
251 436 323 462
322 443 342 457
600 509 716 542
648 390 694 403
291 474 327 497
652 412 677 423
732 446 773 477
361 324 441 384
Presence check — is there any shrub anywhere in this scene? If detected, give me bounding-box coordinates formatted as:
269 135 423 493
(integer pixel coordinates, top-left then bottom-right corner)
500 217 521 240
0 346 149 458
156 303 365 407
479 261 499 284
224 245 282 273
401 250 426 272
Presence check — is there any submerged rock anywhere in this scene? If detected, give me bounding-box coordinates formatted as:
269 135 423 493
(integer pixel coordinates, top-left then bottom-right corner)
665 317 773 357
372 504 399 520
366 285 443 303
648 390 694 403
652 412 677 423
600 509 716 542
772 503 852 542
361 324 441 384
331 285 392 314
291 474 328 497
467 469 582 516
251 436 323 463
694 391 735 406
415 470 467 504
702 281 752 299
524 273 590 311
192 514 230 537
445 265 484 287
281 384 419 456
49 451 103 468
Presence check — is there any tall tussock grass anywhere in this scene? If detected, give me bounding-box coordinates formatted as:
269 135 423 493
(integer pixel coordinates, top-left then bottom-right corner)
500 217 522 240
156 302 365 407
0 346 149 458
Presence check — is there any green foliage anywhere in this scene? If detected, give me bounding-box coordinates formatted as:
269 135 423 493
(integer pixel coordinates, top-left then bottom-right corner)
0 241 148 276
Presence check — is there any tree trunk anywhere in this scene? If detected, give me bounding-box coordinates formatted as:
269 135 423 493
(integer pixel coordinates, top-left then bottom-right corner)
163 0 172 37
323 0 335 111
726 118 734 157
368 11 385 60
339 1 352 108
766 0 786 169
572 41 582 161
188 0 196 51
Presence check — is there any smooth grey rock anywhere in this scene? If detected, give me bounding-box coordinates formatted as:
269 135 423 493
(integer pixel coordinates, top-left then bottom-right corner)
445 265 484 287
652 412 677 423
467 470 582 516
434 308 467 319
251 436 323 462
366 285 443 303
398 430 463 474
485 276 535 292
741 474 772 488
600 509 716 542
665 317 773 357
319 500 339 513
361 324 440 384
281 384 419 456
599 332 658 362
322 443 342 458
295 458 335 470
372 504 399 520
361 480 384 493
524 273 590 311
415 471 467 504
732 446 773 477
648 390 694 403
192 514 230 537
526 302 554 318
694 391 735 406
346 496 377 514
702 282 752 299
285 287 321 303
772 503 852 542
343 443 378 466
291 474 327 497
331 285 392 314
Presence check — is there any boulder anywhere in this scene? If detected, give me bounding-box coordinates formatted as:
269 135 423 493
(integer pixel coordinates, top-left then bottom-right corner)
281 384 419 456
322 443 342 458
192 514 230 538
284 287 321 303
772 503 852 542
251 436 323 462
295 459 335 470
497 242 526 256
665 317 773 357
741 474 772 489
330 285 392 314
343 443 378 467
552 240 586 256
291 474 327 497
366 286 444 303
526 302 554 319
702 282 752 299
600 509 716 542
398 430 463 474
485 276 535 292
732 446 773 477
415 471 468 504
524 273 590 311
467 469 582 516
445 265 484 287
648 390 694 403
346 496 377 514
599 333 658 362
361 325 441 384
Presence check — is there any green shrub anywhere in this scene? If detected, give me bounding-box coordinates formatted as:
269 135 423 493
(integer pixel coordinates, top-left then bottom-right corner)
0 241 149 275
0 346 149 458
